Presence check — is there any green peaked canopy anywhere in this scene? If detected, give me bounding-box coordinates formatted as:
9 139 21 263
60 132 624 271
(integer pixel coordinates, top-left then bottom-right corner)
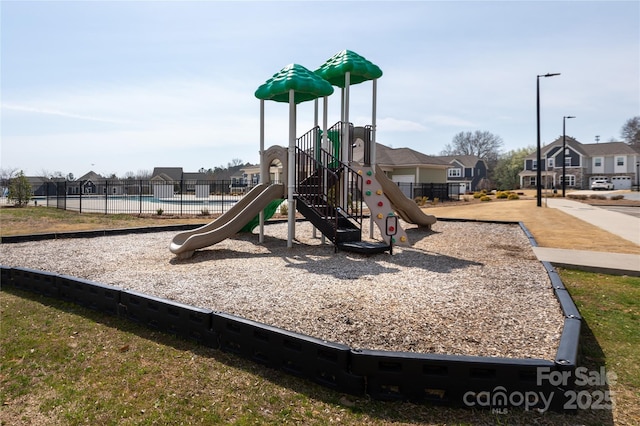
315 50 383 88
255 64 334 104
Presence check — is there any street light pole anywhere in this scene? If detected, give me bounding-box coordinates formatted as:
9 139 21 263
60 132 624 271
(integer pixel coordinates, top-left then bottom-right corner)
562 115 575 197
536 73 561 207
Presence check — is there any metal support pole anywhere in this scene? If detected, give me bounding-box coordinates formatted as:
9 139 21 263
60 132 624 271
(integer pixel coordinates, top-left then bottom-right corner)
536 77 542 207
536 73 560 207
259 99 265 243
562 115 575 197
287 89 296 248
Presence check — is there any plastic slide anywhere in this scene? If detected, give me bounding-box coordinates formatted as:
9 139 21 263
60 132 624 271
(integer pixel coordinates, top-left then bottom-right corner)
170 183 285 258
374 165 437 228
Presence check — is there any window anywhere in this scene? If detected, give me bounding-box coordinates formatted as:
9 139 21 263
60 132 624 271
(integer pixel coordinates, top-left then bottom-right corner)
529 176 536 186
547 158 554 168
532 160 537 170
594 157 602 167
617 157 625 167
560 175 575 186
448 168 462 178
565 156 571 166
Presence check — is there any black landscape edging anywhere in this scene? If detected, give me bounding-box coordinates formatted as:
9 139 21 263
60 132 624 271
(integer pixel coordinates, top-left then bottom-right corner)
0 220 582 412
0 224 203 244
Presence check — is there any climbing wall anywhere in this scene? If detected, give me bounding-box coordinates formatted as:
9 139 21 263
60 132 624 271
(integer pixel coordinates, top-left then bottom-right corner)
358 166 410 246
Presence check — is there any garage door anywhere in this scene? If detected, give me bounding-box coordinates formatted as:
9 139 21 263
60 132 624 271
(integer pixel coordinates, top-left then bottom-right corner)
611 176 631 190
391 175 415 198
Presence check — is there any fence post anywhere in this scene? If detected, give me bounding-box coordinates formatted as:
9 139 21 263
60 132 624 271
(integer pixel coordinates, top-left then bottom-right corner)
79 182 82 213
105 180 108 215
139 180 142 215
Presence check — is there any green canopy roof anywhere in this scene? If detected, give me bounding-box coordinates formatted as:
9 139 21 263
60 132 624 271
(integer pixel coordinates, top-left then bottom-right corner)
315 50 383 88
255 64 334 104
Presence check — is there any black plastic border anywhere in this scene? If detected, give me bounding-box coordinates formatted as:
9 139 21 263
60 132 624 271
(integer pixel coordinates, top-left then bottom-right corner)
0 219 582 411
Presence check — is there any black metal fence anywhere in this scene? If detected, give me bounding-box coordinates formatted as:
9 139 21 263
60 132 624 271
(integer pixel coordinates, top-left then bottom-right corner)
397 182 461 201
38 179 257 216
16 178 460 216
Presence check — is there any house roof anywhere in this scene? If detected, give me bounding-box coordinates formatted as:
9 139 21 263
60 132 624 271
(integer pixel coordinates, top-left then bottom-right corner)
581 141 640 156
524 137 640 160
524 137 587 159
151 167 183 181
182 172 208 181
150 173 175 182
353 142 450 168
76 171 105 182
25 176 51 185
436 155 485 168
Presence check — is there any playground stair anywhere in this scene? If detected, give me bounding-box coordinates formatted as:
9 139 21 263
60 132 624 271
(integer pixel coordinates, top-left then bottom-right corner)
295 170 391 254
295 170 361 245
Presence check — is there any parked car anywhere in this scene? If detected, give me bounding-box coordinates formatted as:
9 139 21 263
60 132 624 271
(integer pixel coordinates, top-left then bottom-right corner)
590 180 614 190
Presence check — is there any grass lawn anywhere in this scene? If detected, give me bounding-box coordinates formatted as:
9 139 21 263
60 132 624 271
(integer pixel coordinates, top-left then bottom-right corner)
1 201 639 424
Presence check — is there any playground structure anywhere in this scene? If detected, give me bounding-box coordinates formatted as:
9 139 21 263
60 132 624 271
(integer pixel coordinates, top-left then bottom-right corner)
170 50 436 258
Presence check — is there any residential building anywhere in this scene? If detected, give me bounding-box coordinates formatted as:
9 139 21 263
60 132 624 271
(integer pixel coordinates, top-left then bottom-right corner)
351 141 451 199
150 167 209 198
518 137 640 190
352 141 449 183
435 155 488 193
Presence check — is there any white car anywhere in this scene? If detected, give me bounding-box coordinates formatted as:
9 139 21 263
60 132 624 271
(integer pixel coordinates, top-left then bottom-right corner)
590 180 614 190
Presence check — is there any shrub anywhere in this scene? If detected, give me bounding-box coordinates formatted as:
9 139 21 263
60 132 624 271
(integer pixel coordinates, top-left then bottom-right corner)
610 195 624 200
567 194 588 200
156 208 164 216
589 194 607 200
480 196 491 202
8 171 32 207
200 208 210 216
507 193 520 200
496 191 508 199
473 192 483 199
431 197 439 206
415 196 428 206
279 202 288 216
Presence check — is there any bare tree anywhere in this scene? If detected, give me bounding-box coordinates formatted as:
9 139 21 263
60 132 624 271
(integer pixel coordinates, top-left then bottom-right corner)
621 116 640 147
440 130 504 166
228 158 244 168
0 167 19 191
136 169 152 179
0 167 19 180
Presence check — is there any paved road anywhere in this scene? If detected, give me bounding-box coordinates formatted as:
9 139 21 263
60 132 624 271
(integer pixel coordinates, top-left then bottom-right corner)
601 205 640 218
566 190 640 217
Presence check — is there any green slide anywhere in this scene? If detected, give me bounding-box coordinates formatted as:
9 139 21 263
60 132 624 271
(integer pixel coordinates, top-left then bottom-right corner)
240 198 283 233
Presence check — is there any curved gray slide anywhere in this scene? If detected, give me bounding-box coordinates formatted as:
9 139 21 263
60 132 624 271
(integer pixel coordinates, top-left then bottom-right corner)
170 183 285 258
375 164 437 227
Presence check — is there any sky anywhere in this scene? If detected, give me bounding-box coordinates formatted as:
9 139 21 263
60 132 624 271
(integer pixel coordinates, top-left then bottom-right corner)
1 1 639 179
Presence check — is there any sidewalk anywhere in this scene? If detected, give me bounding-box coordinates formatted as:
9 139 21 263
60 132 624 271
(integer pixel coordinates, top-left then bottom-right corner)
536 198 640 276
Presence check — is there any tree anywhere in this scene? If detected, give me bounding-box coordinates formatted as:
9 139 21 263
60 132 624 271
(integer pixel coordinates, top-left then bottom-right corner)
492 146 535 190
440 130 504 167
621 116 640 147
8 170 32 207
136 170 152 179
227 158 243 168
